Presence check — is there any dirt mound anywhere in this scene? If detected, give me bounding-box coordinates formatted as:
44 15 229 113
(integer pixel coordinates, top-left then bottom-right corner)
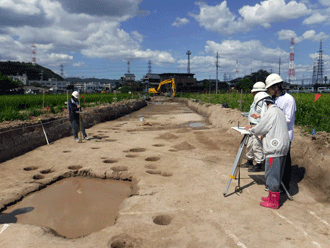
156 132 179 140
173 141 196 151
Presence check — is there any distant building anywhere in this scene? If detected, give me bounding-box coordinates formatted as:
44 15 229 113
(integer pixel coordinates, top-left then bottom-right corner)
123 73 136 86
29 78 69 93
8 73 28 85
73 81 112 93
159 73 196 92
142 73 161 92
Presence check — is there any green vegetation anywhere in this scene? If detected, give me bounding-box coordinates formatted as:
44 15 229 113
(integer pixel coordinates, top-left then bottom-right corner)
0 93 140 122
177 92 330 133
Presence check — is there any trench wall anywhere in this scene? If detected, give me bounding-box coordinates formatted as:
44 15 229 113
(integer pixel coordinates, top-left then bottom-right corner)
0 99 147 163
176 98 330 194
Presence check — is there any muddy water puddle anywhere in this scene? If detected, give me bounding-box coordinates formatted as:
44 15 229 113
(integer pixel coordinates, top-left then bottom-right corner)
189 122 205 128
0 177 132 238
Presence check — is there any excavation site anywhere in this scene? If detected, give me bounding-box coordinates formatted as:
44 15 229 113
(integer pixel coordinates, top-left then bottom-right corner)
0 97 329 247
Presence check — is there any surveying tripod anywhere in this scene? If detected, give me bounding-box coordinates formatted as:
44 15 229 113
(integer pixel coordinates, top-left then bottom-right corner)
223 127 293 201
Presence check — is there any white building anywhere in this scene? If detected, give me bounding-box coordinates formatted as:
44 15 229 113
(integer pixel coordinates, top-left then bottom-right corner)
8 73 28 85
29 78 69 92
74 82 112 93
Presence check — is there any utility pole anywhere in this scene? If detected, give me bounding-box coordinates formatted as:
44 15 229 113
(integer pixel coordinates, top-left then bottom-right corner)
148 60 152 74
279 58 281 76
216 52 219 94
186 50 191 74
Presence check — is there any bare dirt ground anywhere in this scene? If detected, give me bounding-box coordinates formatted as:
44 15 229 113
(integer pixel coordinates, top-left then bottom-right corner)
1 98 330 248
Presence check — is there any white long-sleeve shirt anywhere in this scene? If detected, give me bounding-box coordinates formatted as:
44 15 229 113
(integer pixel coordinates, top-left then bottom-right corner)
274 92 296 141
249 105 290 158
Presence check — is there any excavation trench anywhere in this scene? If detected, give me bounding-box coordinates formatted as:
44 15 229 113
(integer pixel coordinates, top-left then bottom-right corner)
0 177 132 239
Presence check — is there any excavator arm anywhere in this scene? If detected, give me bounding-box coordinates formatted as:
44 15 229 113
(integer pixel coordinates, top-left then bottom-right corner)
149 78 176 97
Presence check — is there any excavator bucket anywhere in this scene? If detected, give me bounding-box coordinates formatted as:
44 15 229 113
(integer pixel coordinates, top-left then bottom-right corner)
148 88 158 94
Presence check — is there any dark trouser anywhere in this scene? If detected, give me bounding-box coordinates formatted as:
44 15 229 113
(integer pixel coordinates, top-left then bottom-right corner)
265 156 286 192
281 143 292 191
71 118 87 139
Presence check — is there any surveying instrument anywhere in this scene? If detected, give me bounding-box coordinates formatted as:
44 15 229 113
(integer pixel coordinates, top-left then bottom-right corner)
223 124 293 201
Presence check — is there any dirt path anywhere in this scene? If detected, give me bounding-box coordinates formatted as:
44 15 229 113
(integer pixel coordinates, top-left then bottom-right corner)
0 100 330 247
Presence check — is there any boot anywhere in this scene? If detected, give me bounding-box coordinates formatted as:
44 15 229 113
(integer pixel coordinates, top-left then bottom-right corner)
241 159 253 168
248 163 263 172
260 191 280 209
261 191 271 202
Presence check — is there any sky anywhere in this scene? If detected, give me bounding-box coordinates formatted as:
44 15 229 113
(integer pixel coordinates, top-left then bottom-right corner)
0 0 329 83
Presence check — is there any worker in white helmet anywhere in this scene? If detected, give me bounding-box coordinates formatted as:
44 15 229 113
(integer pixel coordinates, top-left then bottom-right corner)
265 73 296 193
241 82 267 172
245 94 290 209
68 91 89 142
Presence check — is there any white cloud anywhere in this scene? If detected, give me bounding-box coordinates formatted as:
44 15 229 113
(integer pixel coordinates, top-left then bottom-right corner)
46 53 73 66
73 61 87 67
172 17 190 27
277 29 328 43
205 40 287 61
0 0 41 15
175 39 288 77
302 30 329 41
310 52 330 61
239 0 310 26
319 0 330 7
303 13 328 24
0 0 176 69
131 31 144 43
277 30 303 43
190 1 241 35
190 0 311 35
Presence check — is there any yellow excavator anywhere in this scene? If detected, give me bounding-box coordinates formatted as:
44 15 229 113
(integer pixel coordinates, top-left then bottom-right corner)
148 78 176 97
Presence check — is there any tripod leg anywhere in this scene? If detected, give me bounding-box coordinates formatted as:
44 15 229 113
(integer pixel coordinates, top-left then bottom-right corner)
78 115 83 142
223 134 248 196
281 181 293 201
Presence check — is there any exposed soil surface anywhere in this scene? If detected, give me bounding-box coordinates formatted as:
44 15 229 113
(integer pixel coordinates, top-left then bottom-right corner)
0 97 330 247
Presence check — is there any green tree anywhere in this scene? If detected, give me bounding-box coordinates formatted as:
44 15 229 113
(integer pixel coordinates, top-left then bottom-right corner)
202 80 211 92
248 69 270 83
0 74 22 94
236 78 254 92
120 85 132 93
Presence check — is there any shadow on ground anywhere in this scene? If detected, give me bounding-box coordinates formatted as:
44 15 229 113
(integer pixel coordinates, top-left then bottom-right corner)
0 207 34 224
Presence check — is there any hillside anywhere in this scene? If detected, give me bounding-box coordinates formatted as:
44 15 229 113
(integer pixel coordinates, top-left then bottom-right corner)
0 61 63 81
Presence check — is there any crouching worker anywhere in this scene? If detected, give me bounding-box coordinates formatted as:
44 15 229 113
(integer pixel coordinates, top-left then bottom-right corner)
69 91 89 142
245 92 290 209
242 82 267 172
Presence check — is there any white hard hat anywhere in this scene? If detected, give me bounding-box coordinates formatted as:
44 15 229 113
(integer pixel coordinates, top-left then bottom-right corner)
72 91 79 98
265 73 283 89
251 82 266 93
254 92 271 105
